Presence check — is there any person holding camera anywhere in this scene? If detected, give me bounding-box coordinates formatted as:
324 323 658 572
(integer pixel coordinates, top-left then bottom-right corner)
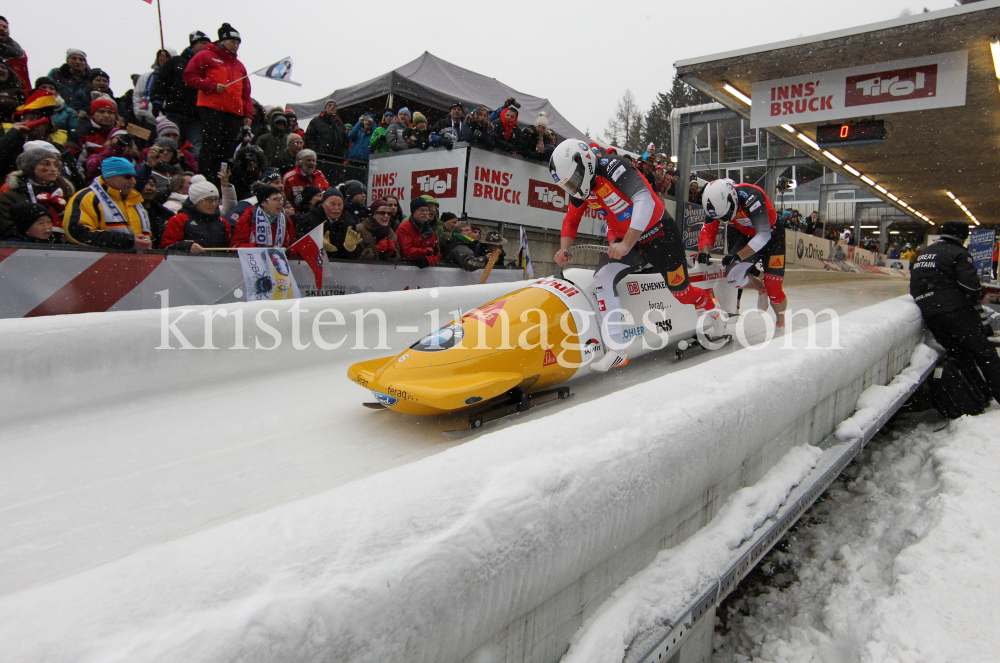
460 107 495 151
347 113 374 161
432 102 465 141
910 221 1000 405
83 127 140 182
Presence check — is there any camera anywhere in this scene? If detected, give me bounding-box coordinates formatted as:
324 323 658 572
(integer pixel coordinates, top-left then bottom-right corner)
116 134 134 147
241 126 254 139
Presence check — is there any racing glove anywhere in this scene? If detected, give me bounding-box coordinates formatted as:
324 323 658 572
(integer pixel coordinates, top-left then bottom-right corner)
414 257 430 269
722 253 740 268
696 252 711 265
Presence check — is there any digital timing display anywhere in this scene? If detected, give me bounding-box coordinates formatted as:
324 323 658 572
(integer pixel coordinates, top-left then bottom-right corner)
815 120 886 147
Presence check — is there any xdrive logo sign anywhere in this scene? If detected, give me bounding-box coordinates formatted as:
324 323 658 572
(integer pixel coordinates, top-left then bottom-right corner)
845 64 937 107
411 168 459 199
527 179 567 212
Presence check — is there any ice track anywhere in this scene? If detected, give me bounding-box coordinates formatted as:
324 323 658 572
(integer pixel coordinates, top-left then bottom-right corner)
0 276 907 598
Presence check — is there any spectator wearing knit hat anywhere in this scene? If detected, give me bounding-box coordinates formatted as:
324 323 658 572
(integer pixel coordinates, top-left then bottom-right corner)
347 113 374 162
0 17 30 95
87 68 113 100
284 109 304 139
396 197 440 267
386 108 412 152
183 22 253 187
282 149 329 204
7 202 57 243
63 157 152 250
404 113 431 150
47 49 91 113
84 126 142 182
138 118 198 172
255 108 289 165
304 100 348 158
34 76 79 134
520 112 555 162
0 92 82 185
432 102 465 141
230 183 297 248
292 187 361 261
355 198 401 262
0 143 75 239
160 180 231 252
150 31 211 159
74 97 118 164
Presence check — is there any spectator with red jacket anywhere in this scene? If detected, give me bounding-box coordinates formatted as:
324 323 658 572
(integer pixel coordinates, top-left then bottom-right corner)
0 17 30 94
183 23 252 186
160 180 231 252
282 149 328 203
396 197 440 268
230 183 296 248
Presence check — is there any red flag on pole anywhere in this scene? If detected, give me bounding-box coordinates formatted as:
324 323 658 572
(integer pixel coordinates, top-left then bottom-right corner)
139 0 153 4
289 223 326 290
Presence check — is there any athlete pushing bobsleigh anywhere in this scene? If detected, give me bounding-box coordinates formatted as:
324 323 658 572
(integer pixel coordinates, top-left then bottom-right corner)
549 139 725 372
697 179 788 329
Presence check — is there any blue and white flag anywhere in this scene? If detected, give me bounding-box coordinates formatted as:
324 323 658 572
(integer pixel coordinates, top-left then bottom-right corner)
252 57 302 87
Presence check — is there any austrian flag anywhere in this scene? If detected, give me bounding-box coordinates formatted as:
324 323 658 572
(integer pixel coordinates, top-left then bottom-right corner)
290 222 326 289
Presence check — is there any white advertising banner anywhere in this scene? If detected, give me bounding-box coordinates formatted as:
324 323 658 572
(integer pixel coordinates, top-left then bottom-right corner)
367 147 468 216
0 248 523 319
464 149 604 235
750 51 968 128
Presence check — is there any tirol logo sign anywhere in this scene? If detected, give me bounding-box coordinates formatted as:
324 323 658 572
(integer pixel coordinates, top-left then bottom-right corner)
527 179 567 212
845 64 937 107
411 167 459 199
749 51 967 129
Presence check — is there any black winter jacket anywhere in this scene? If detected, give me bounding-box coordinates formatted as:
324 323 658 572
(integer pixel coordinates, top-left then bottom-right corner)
295 205 361 260
160 198 231 251
491 119 521 153
460 120 495 151
909 237 985 316
150 49 198 117
304 112 348 158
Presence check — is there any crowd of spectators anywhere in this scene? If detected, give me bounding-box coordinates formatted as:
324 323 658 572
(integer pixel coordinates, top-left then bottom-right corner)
0 17 519 271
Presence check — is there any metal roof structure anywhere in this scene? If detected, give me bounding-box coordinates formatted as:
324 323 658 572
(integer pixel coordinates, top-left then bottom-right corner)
674 0 1000 230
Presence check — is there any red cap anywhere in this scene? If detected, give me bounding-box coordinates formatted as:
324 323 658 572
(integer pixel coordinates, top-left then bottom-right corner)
90 98 118 115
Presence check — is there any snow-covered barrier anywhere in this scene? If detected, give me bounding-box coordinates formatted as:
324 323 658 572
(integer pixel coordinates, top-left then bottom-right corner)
0 281 525 424
0 297 925 663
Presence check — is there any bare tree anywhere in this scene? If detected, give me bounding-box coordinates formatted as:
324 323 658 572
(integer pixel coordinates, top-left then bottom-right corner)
604 89 645 152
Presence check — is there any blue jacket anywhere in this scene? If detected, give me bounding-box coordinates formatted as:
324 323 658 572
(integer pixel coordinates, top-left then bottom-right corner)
348 123 374 161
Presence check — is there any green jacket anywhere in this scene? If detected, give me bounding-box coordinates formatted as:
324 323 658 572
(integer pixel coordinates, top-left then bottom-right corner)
369 127 389 154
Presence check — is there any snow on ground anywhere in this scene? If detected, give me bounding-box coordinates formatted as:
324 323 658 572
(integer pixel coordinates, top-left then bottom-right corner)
712 407 1000 663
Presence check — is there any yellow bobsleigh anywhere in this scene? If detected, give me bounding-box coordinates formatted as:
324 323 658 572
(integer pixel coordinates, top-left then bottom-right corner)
348 263 735 421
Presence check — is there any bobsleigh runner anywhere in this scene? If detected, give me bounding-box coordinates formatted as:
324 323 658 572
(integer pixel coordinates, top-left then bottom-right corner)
348 255 739 436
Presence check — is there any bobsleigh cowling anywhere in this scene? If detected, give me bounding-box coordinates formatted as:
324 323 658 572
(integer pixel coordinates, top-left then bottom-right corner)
347 260 735 416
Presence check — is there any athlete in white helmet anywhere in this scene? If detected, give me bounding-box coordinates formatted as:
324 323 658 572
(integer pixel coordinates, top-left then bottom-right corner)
551 140 723 372
698 178 788 328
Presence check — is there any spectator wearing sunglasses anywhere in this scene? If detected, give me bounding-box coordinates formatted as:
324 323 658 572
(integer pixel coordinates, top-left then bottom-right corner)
63 157 152 250
355 198 401 262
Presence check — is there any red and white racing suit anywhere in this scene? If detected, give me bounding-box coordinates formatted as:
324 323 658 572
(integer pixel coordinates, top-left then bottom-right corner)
698 183 786 304
562 155 714 345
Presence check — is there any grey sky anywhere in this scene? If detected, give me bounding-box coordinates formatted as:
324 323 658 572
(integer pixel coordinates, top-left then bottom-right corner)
4 0 955 135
